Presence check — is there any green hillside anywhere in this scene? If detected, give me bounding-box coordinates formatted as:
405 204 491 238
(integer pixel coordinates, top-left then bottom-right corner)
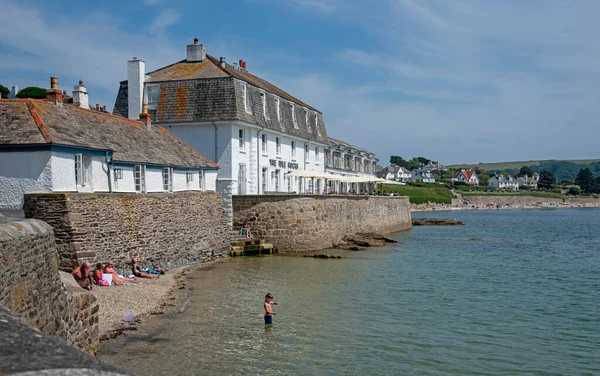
448 159 600 181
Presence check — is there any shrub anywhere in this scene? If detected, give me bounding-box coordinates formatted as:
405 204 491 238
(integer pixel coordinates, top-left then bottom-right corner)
568 186 581 195
16 86 47 99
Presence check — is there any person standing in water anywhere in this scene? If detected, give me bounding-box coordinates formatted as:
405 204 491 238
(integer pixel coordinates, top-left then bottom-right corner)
264 293 279 324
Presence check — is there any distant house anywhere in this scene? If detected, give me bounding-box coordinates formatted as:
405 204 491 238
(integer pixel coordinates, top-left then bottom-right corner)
517 173 539 189
0 77 218 214
411 169 435 183
489 175 519 190
422 161 446 171
377 165 411 183
455 169 479 185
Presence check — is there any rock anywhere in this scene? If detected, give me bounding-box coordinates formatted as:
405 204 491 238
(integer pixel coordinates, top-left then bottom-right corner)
412 218 464 226
303 254 343 259
341 233 398 247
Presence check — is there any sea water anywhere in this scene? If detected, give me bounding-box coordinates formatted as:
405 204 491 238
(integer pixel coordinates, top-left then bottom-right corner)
99 209 600 375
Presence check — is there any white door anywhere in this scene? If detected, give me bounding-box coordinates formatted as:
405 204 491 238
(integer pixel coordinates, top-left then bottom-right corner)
238 164 247 195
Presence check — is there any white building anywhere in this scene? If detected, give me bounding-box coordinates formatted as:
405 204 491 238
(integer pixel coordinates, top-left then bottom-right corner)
113 40 329 205
455 169 479 185
411 169 436 183
0 77 218 216
377 165 410 183
324 137 379 193
489 175 519 190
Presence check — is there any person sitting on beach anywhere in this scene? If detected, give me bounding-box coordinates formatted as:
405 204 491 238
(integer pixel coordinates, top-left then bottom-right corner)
93 263 103 285
131 257 159 279
71 262 93 290
104 261 136 286
263 293 279 325
242 223 253 240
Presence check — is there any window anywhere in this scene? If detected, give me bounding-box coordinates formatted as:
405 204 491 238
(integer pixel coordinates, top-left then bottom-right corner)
276 137 281 155
314 113 320 135
162 167 173 192
291 103 297 128
262 168 268 194
238 164 247 194
261 134 267 154
186 172 194 189
113 169 123 180
305 109 309 129
147 84 159 109
304 143 309 162
134 165 146 193
275 97 280 121
291 141 296 158
315 147 319 163
238 129 245 151
75 154 92 187
260 91 267 118
275 169 280 192
242 83 250 113
198 170 205 190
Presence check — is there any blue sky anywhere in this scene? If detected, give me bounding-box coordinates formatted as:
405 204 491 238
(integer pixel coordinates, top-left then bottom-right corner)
1 0 598 165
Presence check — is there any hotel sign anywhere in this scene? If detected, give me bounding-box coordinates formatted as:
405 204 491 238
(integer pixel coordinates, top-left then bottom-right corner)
269 159 300 169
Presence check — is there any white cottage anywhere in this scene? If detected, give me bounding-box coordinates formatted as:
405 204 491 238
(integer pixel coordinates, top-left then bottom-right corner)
489 175 519 190
113 39 329 201
0 77 218 216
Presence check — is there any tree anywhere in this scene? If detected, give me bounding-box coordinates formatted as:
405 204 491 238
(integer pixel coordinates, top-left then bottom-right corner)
0 84 9 99
568 186 581 195
416 157 429 166
16 86 47 99
390 156 406 166
538 170 556 190
517 166 534 177
575 167 596 193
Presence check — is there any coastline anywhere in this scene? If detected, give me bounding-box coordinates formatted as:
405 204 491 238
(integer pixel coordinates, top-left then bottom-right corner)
93 258 227 341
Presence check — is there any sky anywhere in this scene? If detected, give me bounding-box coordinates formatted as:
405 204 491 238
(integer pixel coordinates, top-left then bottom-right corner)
0 0 598 165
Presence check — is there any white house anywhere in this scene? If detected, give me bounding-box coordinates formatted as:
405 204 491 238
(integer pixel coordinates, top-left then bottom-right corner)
324 137 379 193
377 165 410 183
455 169 479 185
113 39 329 202
0 77 218 216
411 169 435 183
517 173 539 189
489 175 519 190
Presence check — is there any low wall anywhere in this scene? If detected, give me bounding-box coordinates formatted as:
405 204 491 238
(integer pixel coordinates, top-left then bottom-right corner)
0 218 99 354
233 195 412 252
460 195 600 208
23 192 231 269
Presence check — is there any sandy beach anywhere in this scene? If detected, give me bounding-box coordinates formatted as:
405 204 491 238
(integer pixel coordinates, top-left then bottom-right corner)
84 259 226 341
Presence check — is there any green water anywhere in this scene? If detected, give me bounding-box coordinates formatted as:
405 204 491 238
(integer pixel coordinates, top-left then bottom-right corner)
100 209 600 375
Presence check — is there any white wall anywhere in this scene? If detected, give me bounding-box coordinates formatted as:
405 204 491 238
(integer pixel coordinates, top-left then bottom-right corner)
204 170 217 191
112 165 136 192
146 166 164 192
0 151 53 210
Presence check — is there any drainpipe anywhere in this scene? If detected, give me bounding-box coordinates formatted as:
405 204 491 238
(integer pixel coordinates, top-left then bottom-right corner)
104 150 113 193
256 126 265 194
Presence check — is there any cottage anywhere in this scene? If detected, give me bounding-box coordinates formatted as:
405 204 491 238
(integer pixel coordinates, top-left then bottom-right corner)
411 169 435 183
489 175 519 190
377 165 410 183
0 77 218 215
517 173 539 189
113 39 329 200
455 169 479 185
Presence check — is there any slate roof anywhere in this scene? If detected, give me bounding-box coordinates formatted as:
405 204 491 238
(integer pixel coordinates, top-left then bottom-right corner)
113 54 329 144
0 99 218 169
327 137 377 159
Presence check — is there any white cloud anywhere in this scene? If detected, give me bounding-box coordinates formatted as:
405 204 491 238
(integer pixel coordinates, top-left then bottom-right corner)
150 9 181 34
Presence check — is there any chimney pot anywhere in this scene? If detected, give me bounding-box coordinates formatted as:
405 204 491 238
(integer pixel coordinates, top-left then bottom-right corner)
47 76 62 105
103 105 107 112
220 57 226 68
50 76 58 90
79 80 83 85
73 80 89 109
194 38 199 44
140 103 151 127
96 104 100 111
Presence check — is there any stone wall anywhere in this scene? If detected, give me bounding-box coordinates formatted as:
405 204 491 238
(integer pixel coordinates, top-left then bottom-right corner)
23 192 231 269
0 218 99 354
233 195 412 252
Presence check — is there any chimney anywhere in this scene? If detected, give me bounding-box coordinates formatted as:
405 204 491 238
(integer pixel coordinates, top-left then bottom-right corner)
139 103 151 127
8 85 19 98
46 76 63 105
72 80 89 109
186 38 206 62
96 104 100 111
102 105 107 112
219 57 226 68
127 57 145 120
239 60 247 72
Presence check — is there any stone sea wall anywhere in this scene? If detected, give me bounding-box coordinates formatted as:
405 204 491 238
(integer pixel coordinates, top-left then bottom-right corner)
0 217 99 354
233 195 412 252
459 195 600 208
23 192 231 269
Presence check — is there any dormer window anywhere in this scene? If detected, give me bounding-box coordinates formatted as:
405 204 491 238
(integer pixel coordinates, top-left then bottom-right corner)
314 113 319 134
291 103 297 128
304 109 309 129
260 91 268 118
275 97 281 121
242 83 251 113
147 84 159 109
